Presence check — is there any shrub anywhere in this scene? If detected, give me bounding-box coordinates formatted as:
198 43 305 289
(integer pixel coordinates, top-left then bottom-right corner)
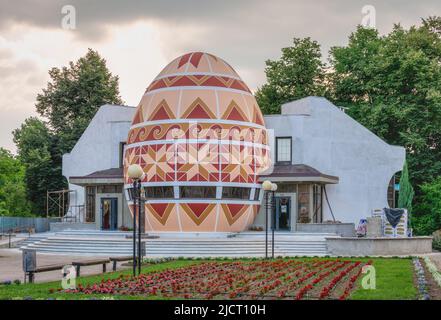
433 239 441 252
413 178 441 235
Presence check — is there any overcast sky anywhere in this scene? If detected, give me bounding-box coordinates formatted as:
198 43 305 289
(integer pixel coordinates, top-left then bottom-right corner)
1 0 440 152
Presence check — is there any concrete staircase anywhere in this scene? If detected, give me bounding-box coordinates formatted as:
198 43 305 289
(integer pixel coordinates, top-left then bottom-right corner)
20 231 333 257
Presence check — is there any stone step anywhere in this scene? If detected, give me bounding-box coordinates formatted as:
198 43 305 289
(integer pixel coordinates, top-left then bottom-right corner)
19 230 332 257
33 239 328 245
55 231 235 238
23 244 327 251
23 244 326 250
21 246 328 256
21 237 327 243
22 242 326 249
24 242 327 250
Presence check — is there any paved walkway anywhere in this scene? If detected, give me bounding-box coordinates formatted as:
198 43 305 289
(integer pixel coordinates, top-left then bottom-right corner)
0 234 29 248
0 248 130 284
428 252 441 270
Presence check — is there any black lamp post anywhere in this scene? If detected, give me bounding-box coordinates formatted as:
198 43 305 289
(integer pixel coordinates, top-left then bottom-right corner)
262 180 273 259
127 164 144 277
138 188 145 275
271 183 278 259
133 180 139 276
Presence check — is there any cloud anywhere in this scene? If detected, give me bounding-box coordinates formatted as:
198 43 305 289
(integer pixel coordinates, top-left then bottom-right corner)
0 21 167 152
0 0 257 41
0 1 439 43
1 1 440 72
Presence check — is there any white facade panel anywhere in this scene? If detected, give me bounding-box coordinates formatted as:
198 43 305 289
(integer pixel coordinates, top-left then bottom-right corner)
62 105 135 214
263 97 405 225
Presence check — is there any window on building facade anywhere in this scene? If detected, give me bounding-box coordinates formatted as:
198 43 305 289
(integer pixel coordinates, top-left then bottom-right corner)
222 187 251 200
144 186 175 199
297 184 310 223
119 142 126 168
97 185 123 194
180 186 217 199
85 186 96 223
387 174 399 208
253 188 260 201
276 137 292 164
312 184 323 223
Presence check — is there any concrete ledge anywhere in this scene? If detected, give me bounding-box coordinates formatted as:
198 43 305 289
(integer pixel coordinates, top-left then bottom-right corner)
326 236 433 256
297 223 355 237
50 223 97 232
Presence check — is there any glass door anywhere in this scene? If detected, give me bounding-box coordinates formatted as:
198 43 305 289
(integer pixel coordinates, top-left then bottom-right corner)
101 198 118 230
275 196 291 230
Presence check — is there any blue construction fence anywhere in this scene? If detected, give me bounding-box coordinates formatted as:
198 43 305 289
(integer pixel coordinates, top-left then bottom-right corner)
0 216 61 233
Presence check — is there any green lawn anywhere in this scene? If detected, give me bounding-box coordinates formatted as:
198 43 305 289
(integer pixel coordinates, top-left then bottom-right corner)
0 257 417 300
351 258 417 300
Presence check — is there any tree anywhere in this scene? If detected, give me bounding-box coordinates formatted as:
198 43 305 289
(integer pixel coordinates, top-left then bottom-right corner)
256 20 441 234
328 26 382 106
329 24 441 191
255 38 326 114
0 148 32 216
13 49 123 215
13 118 64 215
398 160 414 214
35 48 123 154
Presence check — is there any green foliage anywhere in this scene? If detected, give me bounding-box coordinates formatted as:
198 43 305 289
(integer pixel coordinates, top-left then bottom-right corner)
412 178 441 235
330 23 441 235
398 161 415 214
329 24 441 190
12 49 123 215
350 258 416 300
0 148 32 216
35 48 123 154
255 38 325 114
12 118 65 215
432 239 441 251
257 19 441 235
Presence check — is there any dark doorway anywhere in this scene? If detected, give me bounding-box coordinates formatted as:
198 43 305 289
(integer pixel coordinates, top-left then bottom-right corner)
275 196 291 230
101 198 118 230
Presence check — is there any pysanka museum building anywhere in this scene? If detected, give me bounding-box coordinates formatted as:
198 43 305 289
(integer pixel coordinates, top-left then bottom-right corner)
62 52 405 234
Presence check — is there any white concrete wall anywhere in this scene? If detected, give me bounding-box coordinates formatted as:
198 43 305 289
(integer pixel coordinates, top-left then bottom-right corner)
263 97 405 225
62 104 135 210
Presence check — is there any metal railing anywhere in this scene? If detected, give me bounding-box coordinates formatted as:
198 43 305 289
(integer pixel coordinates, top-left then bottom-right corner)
60 205 85 223
0 216 61 234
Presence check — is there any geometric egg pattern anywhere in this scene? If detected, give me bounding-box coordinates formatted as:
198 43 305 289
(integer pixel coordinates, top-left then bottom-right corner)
124 52 270 232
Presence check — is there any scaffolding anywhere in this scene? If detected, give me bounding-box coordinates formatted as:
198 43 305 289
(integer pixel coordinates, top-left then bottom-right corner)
46 189 76 220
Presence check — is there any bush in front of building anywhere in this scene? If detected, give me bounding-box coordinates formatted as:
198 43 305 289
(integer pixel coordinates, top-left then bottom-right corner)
412 178 441 235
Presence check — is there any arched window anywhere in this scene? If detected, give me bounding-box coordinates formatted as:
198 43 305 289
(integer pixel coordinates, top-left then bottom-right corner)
387 173 400 208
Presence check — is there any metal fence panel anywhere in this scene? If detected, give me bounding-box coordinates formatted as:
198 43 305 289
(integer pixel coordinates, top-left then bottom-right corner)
0 217 60 233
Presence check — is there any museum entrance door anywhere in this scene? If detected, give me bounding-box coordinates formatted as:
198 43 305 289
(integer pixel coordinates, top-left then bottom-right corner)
274 196 291 230
101 198 118 230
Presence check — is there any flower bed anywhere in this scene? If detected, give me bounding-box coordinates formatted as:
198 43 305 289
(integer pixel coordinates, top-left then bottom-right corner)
63 259 369 300
412 258 430 300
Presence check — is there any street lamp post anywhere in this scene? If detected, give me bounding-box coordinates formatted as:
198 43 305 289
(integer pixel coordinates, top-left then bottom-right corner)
127 164 144 277
271 183 278 259
138 187 146 275
262 180 273 259
138 188 143 275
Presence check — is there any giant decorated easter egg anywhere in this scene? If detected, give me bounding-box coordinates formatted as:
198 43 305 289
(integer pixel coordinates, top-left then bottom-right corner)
124 52 270 232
